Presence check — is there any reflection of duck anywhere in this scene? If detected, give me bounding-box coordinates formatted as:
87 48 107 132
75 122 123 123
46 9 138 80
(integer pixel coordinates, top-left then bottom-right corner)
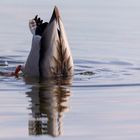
16 6 73 78
25 78 72 137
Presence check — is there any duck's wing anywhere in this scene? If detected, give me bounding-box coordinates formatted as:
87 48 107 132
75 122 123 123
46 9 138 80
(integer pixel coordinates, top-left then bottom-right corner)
39 6 74 78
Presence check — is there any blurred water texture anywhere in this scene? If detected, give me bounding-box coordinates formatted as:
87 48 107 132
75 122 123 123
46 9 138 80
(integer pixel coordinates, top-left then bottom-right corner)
0 0 140 140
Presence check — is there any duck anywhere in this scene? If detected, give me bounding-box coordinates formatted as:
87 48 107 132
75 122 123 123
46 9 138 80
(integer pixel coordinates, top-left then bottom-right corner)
15 6 74 79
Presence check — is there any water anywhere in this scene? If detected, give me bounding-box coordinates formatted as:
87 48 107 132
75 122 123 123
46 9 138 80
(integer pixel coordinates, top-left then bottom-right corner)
0 0 140 139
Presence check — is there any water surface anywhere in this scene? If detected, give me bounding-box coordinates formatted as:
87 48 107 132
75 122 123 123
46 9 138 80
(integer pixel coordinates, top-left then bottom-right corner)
0 0 140 140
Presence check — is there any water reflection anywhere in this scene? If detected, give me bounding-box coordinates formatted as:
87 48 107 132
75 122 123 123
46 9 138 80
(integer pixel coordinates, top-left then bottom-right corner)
25 78 72 137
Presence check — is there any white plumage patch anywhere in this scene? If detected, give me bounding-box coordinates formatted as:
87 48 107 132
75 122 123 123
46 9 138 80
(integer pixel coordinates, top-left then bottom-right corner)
29 19 37 35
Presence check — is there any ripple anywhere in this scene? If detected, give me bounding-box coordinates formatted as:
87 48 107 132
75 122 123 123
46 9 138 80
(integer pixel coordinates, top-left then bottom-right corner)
75 59 133 66
78 71 95 76
79 71 95 76
75 59 108 65
109 60 133 66
7 60 24 65
0 60 8 66
95 68 112 72
0 57 138 87
72 83 140 88
128 67 140 71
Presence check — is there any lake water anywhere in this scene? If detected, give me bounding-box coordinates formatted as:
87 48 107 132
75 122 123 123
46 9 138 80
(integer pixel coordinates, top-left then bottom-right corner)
0 0 140 139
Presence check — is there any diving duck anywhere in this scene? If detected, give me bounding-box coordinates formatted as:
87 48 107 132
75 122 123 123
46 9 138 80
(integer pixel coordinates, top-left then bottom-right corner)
15 6 74 78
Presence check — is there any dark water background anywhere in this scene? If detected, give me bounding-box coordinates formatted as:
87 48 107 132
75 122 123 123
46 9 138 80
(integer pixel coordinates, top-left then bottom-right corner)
0 0 140 139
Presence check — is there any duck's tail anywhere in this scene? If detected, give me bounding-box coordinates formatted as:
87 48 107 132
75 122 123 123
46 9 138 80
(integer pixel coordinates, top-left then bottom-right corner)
39 6 74 78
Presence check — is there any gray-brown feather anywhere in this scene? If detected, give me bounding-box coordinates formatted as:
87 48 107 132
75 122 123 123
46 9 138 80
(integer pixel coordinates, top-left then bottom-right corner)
39 6 73 78
51 38 72 77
